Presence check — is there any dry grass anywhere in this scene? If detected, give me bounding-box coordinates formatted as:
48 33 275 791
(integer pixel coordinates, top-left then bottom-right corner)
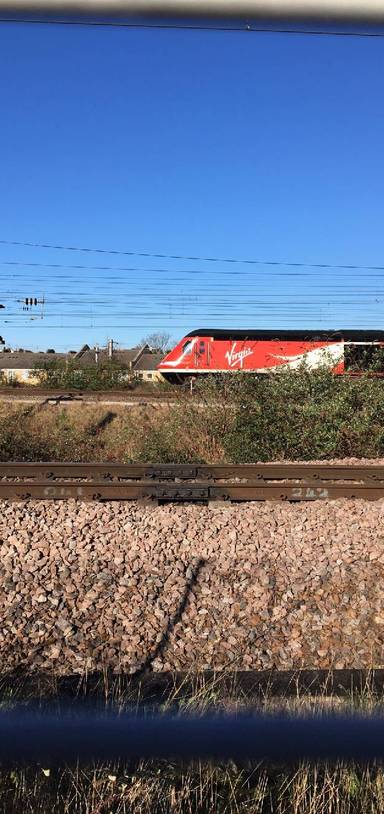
0 400 228 463
5 760 384 814
1 670 384 812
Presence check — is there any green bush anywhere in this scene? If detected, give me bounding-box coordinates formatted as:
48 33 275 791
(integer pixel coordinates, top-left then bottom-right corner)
134 423 198 463
89 369 384 463
34 359 134 390
0 372 20 388
206 369 384 462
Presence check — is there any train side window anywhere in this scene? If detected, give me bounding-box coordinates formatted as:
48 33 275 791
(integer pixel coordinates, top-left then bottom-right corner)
198 341 205 353
345 344 384 372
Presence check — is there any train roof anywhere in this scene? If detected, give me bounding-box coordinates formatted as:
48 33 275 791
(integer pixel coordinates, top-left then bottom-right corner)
185 329 384 341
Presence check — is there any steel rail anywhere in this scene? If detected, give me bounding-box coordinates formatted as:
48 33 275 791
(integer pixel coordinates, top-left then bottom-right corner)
1 462 384 480
1 462 384 501
1 0 384 24
2 710 384 764
1 481 384 500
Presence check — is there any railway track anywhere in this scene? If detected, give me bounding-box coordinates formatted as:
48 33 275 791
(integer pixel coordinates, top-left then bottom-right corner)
0 389 177 405
1 462 384 502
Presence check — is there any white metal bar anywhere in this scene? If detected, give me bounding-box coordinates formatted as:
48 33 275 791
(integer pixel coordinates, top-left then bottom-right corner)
1 0 384 23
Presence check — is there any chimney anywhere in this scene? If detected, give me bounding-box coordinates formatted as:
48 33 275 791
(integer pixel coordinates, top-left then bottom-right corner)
107 339 113 360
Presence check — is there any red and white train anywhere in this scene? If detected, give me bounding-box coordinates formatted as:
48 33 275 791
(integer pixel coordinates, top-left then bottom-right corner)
157 328 384 382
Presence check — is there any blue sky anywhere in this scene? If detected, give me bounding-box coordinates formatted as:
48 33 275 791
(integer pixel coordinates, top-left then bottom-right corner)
0 19 384 351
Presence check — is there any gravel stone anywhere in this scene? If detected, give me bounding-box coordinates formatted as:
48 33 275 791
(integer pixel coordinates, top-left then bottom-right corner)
1 479 384 672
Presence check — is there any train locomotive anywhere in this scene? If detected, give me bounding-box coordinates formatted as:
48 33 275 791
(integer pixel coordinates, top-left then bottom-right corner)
157 328 384 382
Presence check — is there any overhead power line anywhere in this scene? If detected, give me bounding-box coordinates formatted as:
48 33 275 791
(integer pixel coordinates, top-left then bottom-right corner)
1 261 384 280
2 292 382 300
1 240 384 272
1 17 384 36
5 319 384 327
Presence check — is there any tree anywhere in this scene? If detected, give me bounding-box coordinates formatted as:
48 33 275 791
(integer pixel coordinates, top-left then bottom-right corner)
141 331 173 353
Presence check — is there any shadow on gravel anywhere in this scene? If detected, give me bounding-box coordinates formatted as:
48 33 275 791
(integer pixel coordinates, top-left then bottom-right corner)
132 556 206 679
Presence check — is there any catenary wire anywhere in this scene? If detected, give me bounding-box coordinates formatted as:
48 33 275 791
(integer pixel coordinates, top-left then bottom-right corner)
5 259 380 276
1 17 384 37
1 241 384 272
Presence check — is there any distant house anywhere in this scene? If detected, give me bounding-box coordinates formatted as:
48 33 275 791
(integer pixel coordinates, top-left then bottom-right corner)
133 352 164 381
72 346 166 381
72 343 151 371
0 344 166 385
0 351 67 384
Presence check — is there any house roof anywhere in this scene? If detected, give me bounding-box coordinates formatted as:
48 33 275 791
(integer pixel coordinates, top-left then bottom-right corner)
0 352 67 370
0 345 158 370
73 346 147 368
133 352 164 371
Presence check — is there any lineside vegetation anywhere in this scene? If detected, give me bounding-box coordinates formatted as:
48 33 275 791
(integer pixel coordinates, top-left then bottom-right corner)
0 368 383 462
34 358 136 391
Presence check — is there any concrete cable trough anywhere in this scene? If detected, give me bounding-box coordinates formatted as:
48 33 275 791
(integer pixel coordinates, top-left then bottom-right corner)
1 462 384 502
